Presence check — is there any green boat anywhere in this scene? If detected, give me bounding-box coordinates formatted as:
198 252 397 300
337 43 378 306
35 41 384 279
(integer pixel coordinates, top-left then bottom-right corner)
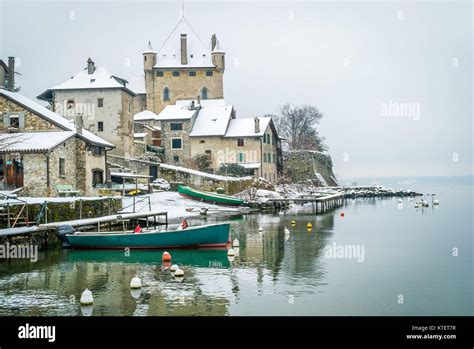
65 222 230 250
178 185 246 206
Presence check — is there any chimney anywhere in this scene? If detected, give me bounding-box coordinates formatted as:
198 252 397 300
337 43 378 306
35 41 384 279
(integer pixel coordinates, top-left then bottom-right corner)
197 95 201 105
7 57 15 92
190 100 195 110
211 34 217 51
180 34 188 65
254 117 260 133
75 114 83 134
87 58 95 74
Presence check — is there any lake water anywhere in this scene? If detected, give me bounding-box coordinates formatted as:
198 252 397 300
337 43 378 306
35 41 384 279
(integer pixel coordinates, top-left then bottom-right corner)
0 177 472 316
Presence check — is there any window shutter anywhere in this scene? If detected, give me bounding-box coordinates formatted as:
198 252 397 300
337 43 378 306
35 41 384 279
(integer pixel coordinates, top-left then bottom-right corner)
3 114 10 129
19 113 25 129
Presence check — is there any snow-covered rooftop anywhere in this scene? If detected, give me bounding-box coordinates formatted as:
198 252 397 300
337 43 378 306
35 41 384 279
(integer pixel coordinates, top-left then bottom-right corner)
0 89 114 148
239 163 261 170
189 105 233 137
134 110 159 122
46 66 127 91
156 104 198 121
0 131 76 152
224 117 272 138
154 19 217 69
134 132 148 139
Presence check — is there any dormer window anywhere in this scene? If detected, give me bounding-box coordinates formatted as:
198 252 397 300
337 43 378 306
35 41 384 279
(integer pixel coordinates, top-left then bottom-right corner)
90 79 96 83
162 54 166 59
172 54 176 59
190 54 194 58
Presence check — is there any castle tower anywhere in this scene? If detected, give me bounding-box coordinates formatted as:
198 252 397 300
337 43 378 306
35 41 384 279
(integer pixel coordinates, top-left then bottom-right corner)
143 41 157 112
144 19 225 114
211 35 225 73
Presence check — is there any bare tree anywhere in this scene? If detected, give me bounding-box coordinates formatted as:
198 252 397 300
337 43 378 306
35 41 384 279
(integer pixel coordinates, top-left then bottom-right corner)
0 132 29 151
270 103 327 151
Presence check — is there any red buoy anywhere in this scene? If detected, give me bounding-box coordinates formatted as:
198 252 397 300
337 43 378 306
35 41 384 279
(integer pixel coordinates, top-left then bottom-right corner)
340 212 345 217
162 251 172 262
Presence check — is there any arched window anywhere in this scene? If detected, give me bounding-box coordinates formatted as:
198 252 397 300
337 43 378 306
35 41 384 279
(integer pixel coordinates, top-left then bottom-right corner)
163 87 170 101
201 87 208 100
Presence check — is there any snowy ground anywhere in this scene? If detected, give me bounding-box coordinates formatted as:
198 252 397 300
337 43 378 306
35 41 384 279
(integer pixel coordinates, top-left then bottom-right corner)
121 191 242 220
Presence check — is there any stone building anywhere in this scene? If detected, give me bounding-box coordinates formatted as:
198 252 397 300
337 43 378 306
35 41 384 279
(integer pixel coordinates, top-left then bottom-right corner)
157 98 283 181
143 18 225 114
37 58 137 158
0 88 114 196
133 110 162 148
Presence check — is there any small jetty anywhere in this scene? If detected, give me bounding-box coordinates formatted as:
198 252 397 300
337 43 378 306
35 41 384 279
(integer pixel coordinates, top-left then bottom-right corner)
251 192 345 213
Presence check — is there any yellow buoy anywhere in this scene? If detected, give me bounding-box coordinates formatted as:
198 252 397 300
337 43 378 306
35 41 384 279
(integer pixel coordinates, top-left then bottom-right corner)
291 220 296 225
307 222 313 229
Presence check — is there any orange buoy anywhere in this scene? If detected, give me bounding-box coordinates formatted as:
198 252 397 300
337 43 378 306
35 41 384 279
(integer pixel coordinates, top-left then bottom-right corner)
162 251 172 262
340 212 345 217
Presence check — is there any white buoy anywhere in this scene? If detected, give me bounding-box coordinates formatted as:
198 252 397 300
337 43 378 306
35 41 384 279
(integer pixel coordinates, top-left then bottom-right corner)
398 198 403 203
130 277 142 289
227 248 235 256
174 268 184 277
170 264 179 272
228 255 235 262
130 288 141 300
284 227 290 235
258 226 263 232
433 199 440 205
80 288 93 305
232 238 240 247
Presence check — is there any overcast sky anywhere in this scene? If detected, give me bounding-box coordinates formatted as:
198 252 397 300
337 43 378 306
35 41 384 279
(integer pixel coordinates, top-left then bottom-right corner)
0 0 472 179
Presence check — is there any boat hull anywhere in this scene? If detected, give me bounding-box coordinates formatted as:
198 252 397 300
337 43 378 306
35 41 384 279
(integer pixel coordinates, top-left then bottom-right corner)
178 185 245 206
65 222 230 250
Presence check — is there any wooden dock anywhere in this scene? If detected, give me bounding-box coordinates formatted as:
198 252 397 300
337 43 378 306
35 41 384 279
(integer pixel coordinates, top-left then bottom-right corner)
267 192 345 213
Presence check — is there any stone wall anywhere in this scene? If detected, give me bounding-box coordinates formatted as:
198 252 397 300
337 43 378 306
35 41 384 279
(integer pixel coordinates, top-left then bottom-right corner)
158 165 253 194
107 154 158 179
282 150 339 186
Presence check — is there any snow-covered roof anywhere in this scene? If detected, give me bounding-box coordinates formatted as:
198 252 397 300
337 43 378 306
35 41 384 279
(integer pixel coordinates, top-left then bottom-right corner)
224 117 272 138
156 104 198 121
160 163 252 182
154 19 216 69
176 98 225 107
189 105 233 137
134 110 159 122
0 89 114 148
47 66 127 90
134 133 148 139
239 163 261 170
0 131 76 153
127 75 146 95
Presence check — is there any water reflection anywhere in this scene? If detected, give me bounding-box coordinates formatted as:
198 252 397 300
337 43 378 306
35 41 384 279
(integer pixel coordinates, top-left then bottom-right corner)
0 207 337 316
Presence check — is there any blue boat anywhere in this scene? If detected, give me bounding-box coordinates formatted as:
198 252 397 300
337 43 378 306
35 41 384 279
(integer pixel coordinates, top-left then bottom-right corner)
65 222 230 250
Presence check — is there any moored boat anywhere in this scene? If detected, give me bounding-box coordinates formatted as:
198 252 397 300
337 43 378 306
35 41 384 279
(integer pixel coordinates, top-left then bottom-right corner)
65 222 230 250
178 185 246 206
